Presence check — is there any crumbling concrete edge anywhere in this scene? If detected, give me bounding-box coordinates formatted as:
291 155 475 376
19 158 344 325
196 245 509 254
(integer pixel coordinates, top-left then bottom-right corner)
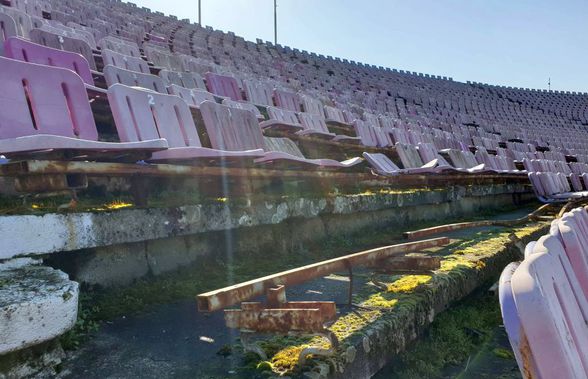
304 223 550 379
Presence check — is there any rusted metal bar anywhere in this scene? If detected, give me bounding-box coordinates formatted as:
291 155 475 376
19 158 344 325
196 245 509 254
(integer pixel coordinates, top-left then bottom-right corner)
225 302 337 333
403 203 554 240
197 237 450 312
403 221 493 240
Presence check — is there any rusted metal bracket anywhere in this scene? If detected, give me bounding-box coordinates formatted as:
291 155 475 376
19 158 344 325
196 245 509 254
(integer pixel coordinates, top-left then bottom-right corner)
198 237 450 312
224 285 339 362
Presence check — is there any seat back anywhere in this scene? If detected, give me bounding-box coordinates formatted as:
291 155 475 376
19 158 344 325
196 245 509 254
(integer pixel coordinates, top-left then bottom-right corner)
353 120 378 147
362 152 400 174
267 106 300 125
4 37 94 85
167 84 214 108
299 94 323 116
103 65 165 93
297 112 330 133
159 70 205 90
98 37 141 58
396 143 425 168
0 13 17 55
204 72 242 101
0 6 33 39
273 89 301 112
199 101 266 151
29 28 96 70
101 49 150 74
242 79 273 106
222 99 263 120
0 56 97 141
107 83 201 148
511 236 588 378
263 137 305 158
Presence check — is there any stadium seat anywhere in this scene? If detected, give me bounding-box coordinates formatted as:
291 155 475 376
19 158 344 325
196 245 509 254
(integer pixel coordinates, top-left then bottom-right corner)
0 56 166 157
107 84 265 163
103 65 166 93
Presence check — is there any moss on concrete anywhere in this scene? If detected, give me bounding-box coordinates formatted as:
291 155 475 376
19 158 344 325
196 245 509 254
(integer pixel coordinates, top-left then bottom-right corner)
254 222 546 377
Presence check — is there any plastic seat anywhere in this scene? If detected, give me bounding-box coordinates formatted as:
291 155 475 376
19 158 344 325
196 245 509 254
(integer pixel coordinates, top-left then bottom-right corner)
166 85 215 108
103 65 166 93
101 49 150 74
4 37 94 85
29 28 96 70
0 57 166 157
107 84 263 163
204 72 243 101
199 101 361 170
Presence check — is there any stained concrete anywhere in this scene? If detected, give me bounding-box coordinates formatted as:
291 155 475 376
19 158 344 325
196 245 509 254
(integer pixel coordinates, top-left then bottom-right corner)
0 259 78 355
44 184 531 287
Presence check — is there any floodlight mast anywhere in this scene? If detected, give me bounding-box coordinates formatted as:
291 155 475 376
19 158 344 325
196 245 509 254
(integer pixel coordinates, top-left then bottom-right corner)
274 0 278 44
198 0 202 24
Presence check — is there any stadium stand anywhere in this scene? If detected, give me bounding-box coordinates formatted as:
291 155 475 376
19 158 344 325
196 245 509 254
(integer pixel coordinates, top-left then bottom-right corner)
0 0 587 198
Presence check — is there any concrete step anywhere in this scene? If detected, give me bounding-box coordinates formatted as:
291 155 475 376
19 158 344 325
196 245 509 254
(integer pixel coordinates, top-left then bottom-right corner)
0 258 79 355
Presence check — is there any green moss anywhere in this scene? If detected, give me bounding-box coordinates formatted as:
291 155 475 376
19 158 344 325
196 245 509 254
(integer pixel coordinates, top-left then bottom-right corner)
261 222 547 376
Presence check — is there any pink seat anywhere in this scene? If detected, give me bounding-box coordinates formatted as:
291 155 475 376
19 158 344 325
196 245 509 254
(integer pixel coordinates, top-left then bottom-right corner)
509 236 588 378
363 152 435 175
107 84 263 163
159 70 206 90
4 37 94 85
204 72 242 101
0 57 166 157
29 28 96 70
103 65 166 93
0 13 17 55
199 101 361 170
260 106 304 133
273 89 301 112
101 49 150 74
297 112 361 144
166 85 215 108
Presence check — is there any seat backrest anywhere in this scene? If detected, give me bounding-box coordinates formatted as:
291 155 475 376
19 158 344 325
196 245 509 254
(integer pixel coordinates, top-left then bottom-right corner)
204 72 242 101
0 6 33 39
107 83 201 148
512 236 588 378
242 79 273 106
199 101 266 151
4 37 94 85
556 214 588 298
297 112 330 133
263 137 305 158
159 69 206 90
166 84 214 108
267 106 300 125
222 99 263 120
103 65 165 93
0 56 97 141
396 143 425 168
353 120 378 147
98 37 141 58
101 49 150 74
0 13 17 55
273 89 301 112
29 28 96 70
299 94 323 117
418 143 450 166
324 105 346 123
11 0 43 18
362 152 400 174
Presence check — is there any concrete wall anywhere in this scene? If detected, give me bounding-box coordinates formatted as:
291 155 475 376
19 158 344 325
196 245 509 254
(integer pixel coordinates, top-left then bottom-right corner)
35 184 532 287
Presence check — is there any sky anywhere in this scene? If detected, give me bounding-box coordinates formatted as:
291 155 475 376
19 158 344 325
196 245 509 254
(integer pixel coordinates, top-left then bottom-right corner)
132 0 588 93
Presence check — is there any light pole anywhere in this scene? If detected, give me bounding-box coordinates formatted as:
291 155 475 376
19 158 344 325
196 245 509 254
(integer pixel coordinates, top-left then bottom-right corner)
274 0 277 44
198 0 202 24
